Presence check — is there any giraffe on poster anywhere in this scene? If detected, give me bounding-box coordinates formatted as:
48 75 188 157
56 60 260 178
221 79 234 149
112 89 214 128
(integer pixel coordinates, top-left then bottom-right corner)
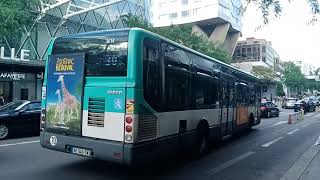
57 75 79 121
54 89 65 124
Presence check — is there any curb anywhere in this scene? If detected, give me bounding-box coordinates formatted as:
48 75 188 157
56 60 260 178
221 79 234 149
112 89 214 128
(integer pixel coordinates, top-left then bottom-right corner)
280 145 320 180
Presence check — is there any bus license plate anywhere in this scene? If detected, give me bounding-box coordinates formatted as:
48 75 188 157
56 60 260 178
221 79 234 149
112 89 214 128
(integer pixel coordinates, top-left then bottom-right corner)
72 147 92 157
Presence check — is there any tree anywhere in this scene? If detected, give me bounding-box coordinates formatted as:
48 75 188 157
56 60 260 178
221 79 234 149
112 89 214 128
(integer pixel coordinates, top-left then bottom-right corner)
276 81 285 96
251 66 276 80
0 0 39 46
282 62 306 93
243 0 320 24
122 14 231 63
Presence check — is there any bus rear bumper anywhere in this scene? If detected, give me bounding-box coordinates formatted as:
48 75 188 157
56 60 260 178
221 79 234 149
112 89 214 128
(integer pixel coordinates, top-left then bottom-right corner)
40 131 161 165
40 131 125 164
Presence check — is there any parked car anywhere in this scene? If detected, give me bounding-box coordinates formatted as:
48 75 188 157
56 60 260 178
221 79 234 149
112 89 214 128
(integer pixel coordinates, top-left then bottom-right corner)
294 99 316 112
0 100 41 140
282 98 297 109
261 101 280 118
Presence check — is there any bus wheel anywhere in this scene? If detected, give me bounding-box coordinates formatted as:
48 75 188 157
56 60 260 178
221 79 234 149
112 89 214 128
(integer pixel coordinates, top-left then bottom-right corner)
0 124 9 140
248 114 254 131
195 123 209 157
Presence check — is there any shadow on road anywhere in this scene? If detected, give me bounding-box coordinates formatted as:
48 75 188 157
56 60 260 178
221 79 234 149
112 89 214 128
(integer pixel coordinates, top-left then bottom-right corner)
27 130 260 180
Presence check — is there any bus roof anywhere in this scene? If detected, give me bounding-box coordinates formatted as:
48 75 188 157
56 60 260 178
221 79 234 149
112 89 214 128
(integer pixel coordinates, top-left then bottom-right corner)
54 27 259 81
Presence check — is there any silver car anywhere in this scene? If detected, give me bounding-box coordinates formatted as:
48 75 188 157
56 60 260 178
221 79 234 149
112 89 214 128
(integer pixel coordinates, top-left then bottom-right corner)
283 98 297 109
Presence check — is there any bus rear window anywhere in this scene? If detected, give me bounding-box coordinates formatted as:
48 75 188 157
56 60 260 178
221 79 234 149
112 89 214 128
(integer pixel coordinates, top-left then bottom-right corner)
52 32 128 76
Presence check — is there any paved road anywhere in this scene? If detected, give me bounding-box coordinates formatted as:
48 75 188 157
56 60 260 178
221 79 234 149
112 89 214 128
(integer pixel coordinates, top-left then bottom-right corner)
1 109 320 180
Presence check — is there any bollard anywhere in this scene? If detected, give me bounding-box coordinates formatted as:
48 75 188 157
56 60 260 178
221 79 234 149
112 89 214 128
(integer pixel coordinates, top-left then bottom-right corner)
288 114 292 124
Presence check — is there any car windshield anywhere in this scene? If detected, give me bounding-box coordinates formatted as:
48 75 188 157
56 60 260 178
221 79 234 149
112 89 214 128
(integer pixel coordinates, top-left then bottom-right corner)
0 101 26 112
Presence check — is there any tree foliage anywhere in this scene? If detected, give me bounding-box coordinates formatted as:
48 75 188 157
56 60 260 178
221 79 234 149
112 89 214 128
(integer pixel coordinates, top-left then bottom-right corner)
282 62 306 91
122 15 231 63
0 0 39 46
251 66 276 80
244 0 320 24
276 81 285 96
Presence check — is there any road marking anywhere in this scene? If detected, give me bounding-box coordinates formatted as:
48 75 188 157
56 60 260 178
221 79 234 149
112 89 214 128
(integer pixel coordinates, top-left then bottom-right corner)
314 136 320 146
261 137 284 147
302 123 310 128
273 121 287 126
207 151 255 175
287 129 299 135
0 140 40 147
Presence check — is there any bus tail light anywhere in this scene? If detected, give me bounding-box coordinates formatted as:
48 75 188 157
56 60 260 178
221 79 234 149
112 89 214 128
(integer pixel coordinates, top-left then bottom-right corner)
125 99 135 143
125 125 132 132
40 108 46 130
125 116 132 124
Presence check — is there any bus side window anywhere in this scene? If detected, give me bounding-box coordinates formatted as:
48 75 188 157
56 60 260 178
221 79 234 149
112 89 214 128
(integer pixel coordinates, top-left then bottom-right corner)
143 38 161 111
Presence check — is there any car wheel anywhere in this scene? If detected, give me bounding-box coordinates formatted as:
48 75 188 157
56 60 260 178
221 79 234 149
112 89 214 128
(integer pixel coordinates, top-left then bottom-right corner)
0 124 9 140
267 111 271 118
276 111 280 117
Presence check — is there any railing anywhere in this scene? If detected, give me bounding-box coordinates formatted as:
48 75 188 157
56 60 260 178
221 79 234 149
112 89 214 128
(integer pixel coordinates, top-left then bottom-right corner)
288 111 304 124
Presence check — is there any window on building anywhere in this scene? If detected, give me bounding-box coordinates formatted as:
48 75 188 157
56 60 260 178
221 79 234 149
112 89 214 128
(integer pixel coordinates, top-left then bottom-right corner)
170 12 178 19
193 8 201 15
181 10 190 17
21 89 28 100
253 46 257 52
159 14 169 20
247 47 251 53
182 0 188 5
262 46 266 52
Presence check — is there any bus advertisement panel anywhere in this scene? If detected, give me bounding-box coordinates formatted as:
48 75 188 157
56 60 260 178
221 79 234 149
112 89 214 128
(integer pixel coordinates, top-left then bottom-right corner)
45 53 85 134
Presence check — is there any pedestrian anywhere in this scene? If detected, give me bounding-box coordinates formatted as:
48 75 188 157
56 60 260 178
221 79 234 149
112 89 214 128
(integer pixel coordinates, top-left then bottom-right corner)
0 94 4 106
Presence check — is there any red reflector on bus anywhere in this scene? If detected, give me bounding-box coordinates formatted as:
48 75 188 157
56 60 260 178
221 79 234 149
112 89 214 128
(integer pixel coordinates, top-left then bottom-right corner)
126 116 133 124
113 152 122 158
125 125 132 133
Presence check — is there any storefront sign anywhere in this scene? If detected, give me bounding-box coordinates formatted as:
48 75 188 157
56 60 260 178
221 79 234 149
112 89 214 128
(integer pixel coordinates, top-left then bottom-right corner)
0 72 26 80
0 47 30 61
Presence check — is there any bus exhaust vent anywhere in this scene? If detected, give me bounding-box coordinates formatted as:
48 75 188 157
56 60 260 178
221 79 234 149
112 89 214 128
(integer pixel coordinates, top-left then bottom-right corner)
88 97 105 127
137 105 157 142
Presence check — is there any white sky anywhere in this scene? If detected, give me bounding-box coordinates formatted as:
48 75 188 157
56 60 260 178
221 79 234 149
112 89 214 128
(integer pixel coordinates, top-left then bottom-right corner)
241 0 320 67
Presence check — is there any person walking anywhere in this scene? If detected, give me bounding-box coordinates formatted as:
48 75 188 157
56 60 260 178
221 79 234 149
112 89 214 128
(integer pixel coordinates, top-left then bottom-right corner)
0 94 4 106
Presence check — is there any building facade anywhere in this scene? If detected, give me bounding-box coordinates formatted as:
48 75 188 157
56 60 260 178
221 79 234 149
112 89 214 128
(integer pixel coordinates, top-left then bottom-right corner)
150 0 242 55
231 37 283 100
0 0 149 103
232 37 280 73
293 60 316 76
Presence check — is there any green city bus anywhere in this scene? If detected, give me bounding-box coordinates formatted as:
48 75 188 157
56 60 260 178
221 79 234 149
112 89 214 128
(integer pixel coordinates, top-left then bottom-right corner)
40 28 261 165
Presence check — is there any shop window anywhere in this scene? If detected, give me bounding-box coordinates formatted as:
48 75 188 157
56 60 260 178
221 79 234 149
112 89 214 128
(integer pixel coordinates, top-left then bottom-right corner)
21 89 28 100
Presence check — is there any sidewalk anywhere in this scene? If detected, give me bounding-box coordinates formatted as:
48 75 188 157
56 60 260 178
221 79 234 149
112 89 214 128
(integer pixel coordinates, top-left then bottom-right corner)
281 140 320 180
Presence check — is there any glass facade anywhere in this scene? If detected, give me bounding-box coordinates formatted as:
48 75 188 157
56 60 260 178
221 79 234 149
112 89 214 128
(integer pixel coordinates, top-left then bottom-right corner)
0 0 149 103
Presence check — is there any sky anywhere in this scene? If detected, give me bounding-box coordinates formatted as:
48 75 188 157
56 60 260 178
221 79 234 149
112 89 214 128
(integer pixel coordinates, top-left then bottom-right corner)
241 0 320 67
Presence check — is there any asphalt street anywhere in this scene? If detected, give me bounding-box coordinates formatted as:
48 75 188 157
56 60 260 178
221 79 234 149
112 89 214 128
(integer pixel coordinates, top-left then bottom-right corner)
1 108 320 180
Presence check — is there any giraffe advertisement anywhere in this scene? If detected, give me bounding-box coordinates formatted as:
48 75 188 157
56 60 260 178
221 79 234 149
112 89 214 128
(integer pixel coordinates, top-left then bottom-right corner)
46 53 85 134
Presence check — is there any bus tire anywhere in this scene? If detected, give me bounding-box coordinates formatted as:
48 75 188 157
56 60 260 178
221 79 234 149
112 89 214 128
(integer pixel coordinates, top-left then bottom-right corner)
248 114 254 131
195 121 209 157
